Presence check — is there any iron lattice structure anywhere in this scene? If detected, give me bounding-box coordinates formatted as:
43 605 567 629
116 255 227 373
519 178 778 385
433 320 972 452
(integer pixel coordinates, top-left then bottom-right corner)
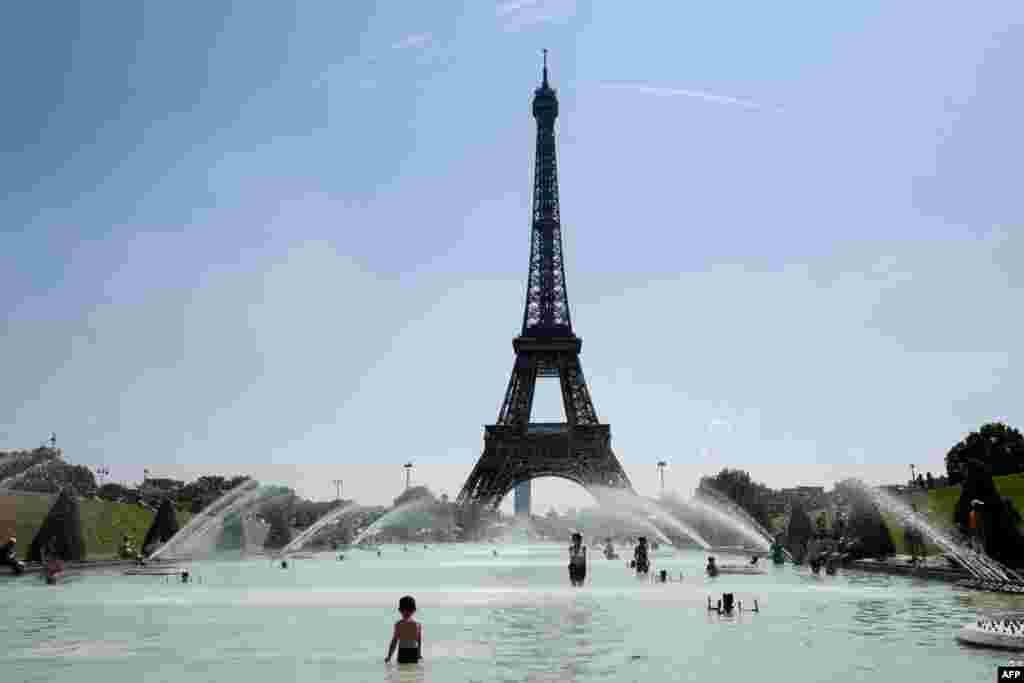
457 56 633 511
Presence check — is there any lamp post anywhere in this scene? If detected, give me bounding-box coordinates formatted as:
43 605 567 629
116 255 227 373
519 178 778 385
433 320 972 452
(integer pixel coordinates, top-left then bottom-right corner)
657 461 667 497
404 462 413 490
333 479 343 502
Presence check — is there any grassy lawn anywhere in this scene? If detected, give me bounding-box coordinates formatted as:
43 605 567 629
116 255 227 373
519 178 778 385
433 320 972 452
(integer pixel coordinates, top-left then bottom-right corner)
885 473 1024 556
763 474 1024 557
1 492 192 560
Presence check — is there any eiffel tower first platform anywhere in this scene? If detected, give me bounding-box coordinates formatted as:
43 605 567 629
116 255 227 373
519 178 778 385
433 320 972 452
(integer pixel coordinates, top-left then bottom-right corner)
456 54 634 510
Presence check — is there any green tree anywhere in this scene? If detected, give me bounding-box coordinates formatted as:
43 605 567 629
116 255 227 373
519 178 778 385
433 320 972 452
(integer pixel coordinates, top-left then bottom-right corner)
786 503 814 557
945 422 1024 484
393 485 436 508
699 468 772 528
261 492 295 550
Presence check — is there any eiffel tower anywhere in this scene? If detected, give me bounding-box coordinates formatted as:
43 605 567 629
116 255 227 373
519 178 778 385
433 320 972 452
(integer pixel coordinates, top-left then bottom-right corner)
457 53 633 510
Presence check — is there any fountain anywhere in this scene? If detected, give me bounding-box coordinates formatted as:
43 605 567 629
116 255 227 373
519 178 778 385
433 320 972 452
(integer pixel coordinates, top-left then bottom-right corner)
589 486 712 550
846 479 1024 586
956 616 1024 650
351 497 439 547
149 480 286 560
279 502 361 557
671 494 772 552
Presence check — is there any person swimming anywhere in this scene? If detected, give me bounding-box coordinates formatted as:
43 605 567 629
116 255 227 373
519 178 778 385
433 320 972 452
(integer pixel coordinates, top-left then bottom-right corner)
706 556 719 577
280 560 288 569
385 595 422 665
634 537 650 575
568 533 587 587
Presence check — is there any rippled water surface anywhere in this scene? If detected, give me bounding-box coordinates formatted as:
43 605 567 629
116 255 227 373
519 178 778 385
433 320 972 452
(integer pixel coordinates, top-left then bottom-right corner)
2 544 1022 682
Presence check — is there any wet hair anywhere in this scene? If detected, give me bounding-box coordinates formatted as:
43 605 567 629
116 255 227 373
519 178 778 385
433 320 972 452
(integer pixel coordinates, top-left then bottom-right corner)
571 533 582 541
638 537 647 543
399 595 417 613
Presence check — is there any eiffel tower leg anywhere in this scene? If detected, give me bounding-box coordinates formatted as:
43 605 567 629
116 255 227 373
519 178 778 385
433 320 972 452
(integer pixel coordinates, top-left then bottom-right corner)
559 356 598 427
497 357 537 428
457 425 634 510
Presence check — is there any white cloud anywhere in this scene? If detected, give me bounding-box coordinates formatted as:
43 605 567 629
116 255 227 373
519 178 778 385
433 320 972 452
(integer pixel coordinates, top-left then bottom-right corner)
598 82 784 113
496 0 542 16
391 33 432 50
497 0 577 30
707 418 733 433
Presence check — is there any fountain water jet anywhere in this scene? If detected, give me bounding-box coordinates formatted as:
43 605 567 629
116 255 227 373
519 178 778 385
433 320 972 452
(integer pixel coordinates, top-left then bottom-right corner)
0 460 56 490
149 480 286 560
280 503 361 557
845 479 1023 585
590 486 711 550
351 497 439 547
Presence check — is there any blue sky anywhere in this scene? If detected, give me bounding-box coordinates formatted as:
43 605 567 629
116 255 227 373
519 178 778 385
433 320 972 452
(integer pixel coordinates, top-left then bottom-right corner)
2 2 1022 508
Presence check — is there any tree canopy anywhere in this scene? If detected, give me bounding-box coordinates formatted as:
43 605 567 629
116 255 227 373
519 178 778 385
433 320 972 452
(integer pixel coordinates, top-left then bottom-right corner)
698 468 772 529
945 422 1024 484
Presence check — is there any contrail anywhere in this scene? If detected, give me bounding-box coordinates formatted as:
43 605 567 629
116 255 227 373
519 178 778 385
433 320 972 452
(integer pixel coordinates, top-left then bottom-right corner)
599 82 783 113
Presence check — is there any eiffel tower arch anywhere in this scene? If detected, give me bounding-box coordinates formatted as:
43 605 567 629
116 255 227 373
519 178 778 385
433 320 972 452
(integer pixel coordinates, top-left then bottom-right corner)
457 54 633 511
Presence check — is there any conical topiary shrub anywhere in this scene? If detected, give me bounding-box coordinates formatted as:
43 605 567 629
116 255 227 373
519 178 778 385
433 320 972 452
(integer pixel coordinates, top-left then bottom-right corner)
28 488 85 562
263 504 293 550
142 499 180 554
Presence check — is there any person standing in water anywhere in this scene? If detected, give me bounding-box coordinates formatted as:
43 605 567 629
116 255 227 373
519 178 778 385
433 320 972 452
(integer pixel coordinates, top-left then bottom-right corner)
568 533 587 586
385 595 422 665
634 537 650 575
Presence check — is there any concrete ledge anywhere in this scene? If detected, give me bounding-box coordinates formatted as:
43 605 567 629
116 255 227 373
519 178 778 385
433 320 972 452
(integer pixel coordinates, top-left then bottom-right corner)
845 558 974 582
2 558 179 577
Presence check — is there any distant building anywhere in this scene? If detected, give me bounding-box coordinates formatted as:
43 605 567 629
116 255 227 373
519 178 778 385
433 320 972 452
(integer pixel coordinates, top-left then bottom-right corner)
514 481 531 517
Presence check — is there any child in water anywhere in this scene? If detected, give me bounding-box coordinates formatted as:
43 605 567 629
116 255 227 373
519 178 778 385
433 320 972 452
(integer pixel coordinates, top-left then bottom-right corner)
568 533 587 586
385 595 422 665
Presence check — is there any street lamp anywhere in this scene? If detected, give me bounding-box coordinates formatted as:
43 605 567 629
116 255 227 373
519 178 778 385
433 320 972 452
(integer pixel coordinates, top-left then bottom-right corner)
404 462 413 490
657 461 668 497
333 479 343 501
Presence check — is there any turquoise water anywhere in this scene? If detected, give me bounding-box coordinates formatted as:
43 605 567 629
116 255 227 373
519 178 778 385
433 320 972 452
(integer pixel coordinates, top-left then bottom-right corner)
2 544 1022 682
